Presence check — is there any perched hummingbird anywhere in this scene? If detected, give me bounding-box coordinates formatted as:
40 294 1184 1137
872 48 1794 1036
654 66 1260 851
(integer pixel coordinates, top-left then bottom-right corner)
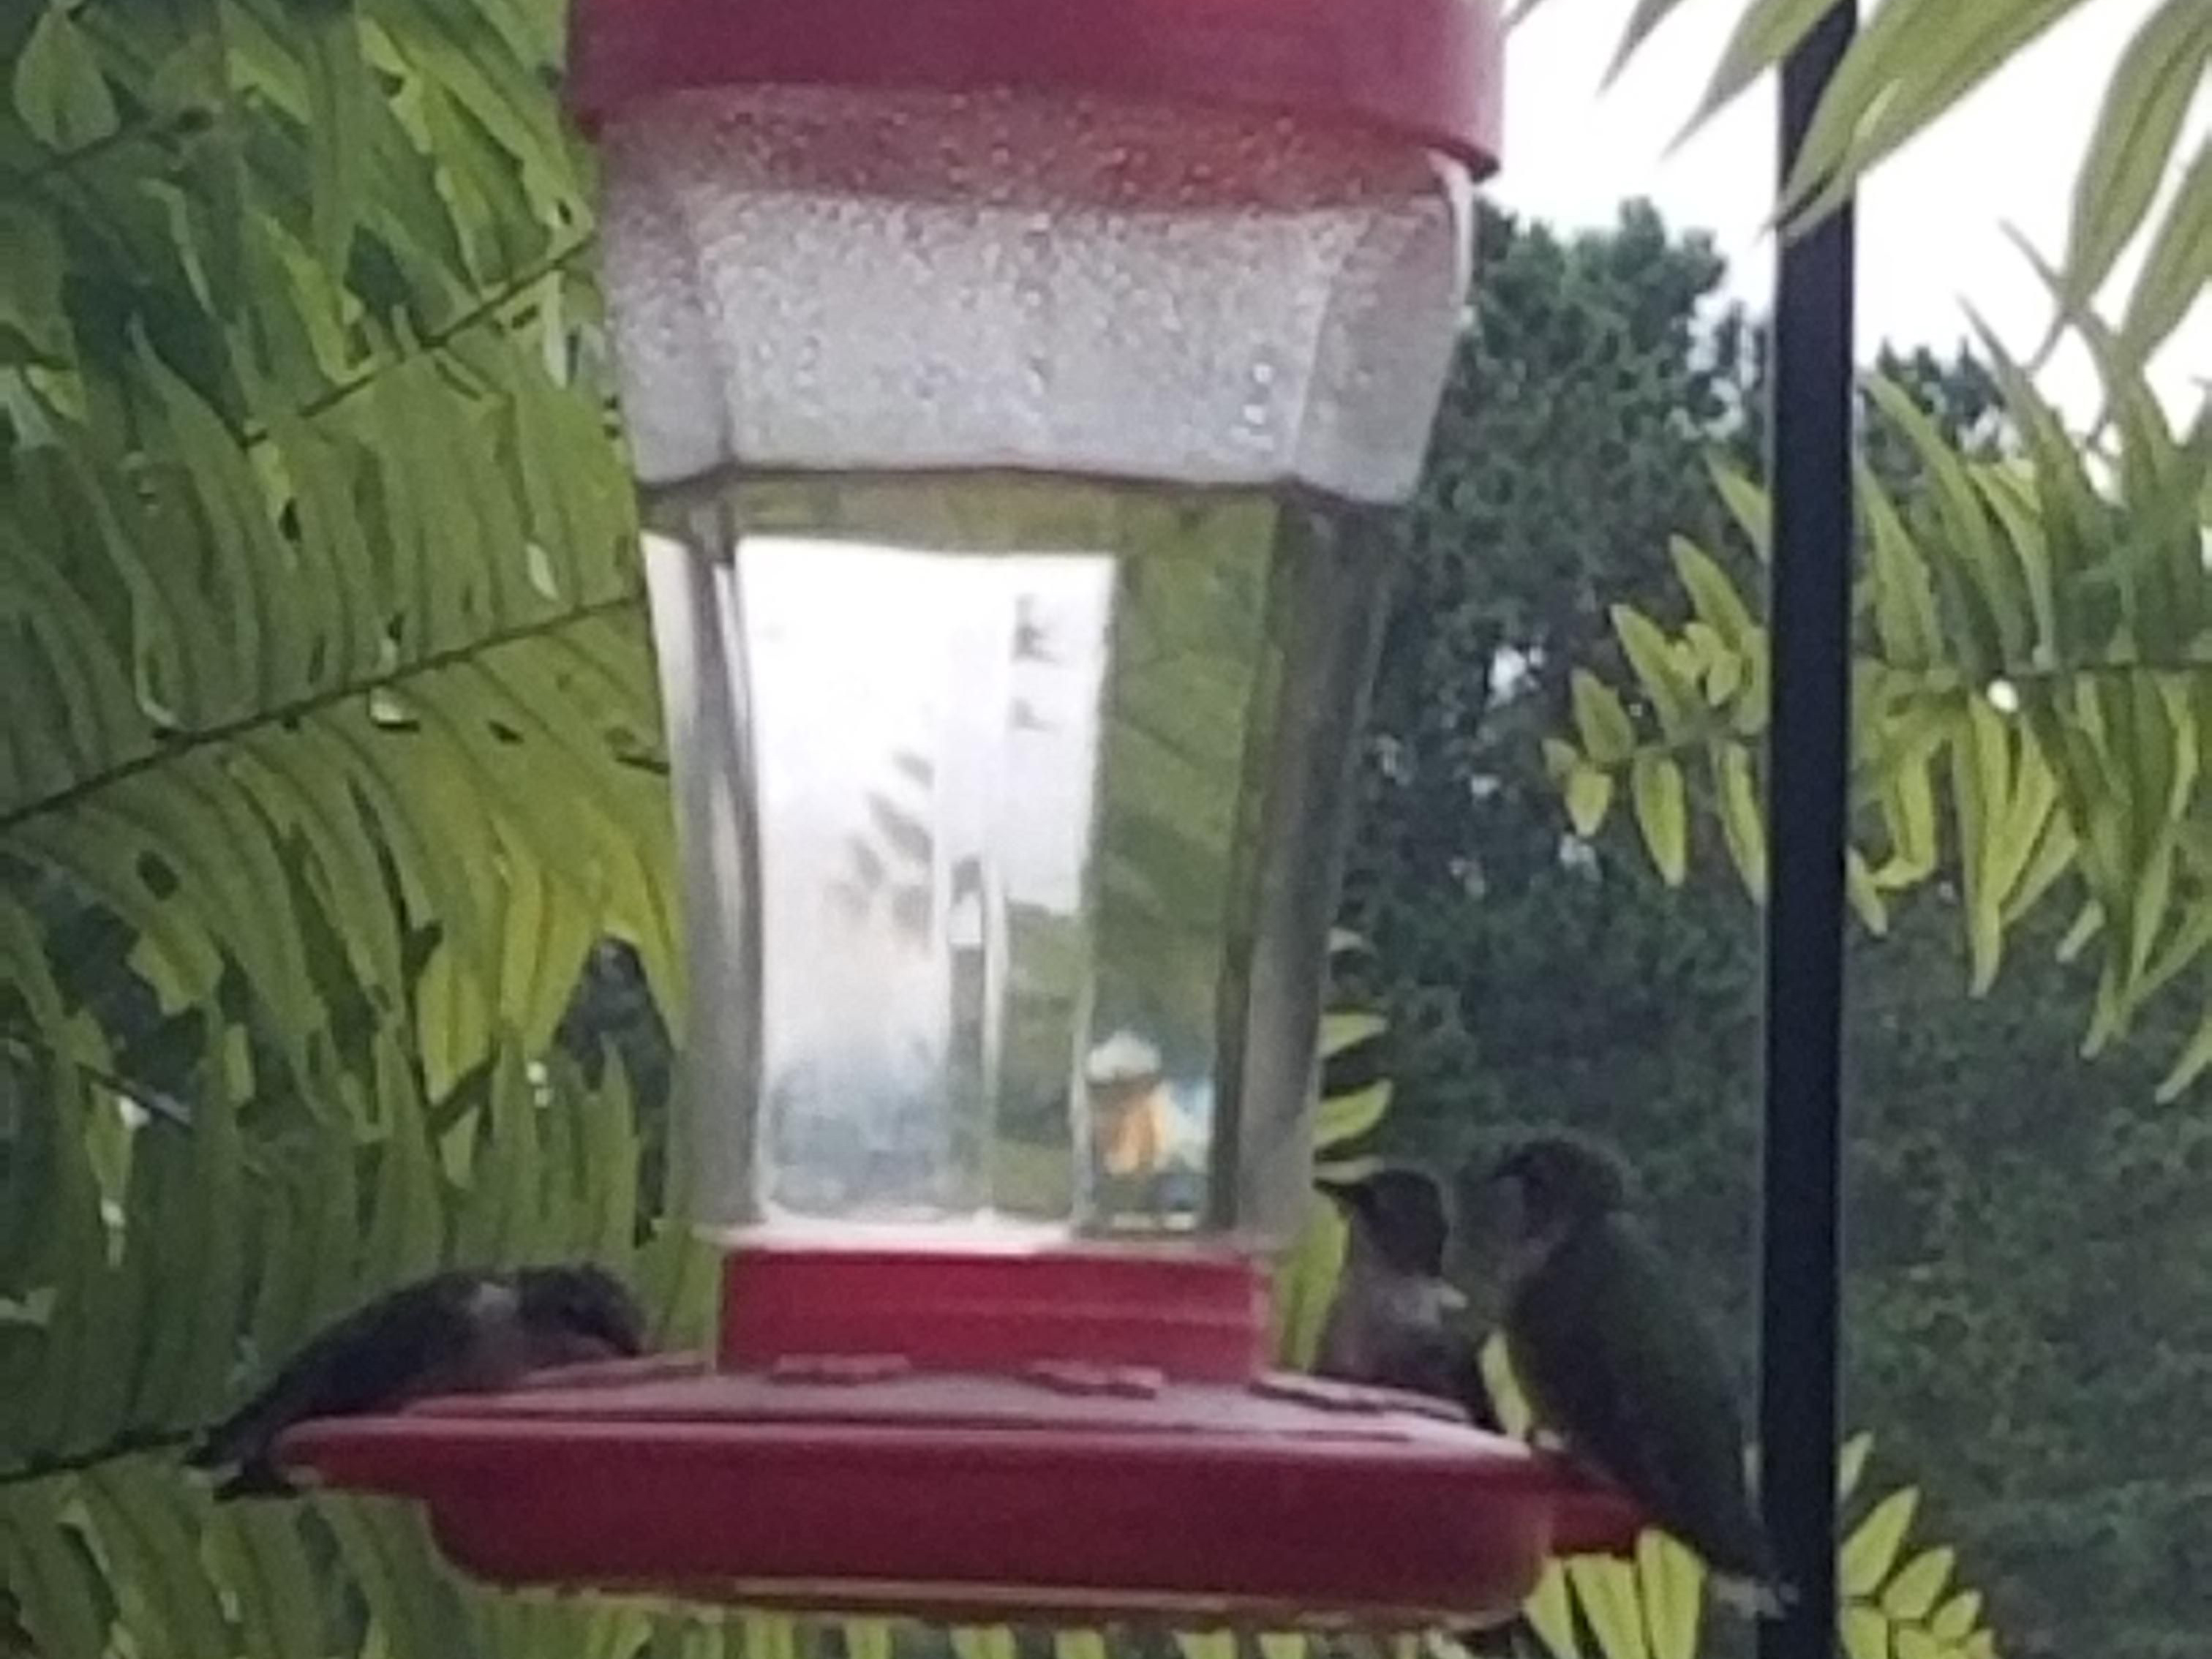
188 1263 647 1499
1469 1132 1791 1614
1313 1165 1501 1432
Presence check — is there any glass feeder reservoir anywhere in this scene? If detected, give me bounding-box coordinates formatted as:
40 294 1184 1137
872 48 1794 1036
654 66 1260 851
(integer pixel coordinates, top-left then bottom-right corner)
273 0 1643 1625
622 91 1470 1254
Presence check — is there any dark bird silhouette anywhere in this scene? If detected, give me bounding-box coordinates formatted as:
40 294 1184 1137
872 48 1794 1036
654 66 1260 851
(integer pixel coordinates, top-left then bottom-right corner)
188 1263 646 1499
1316 1167 1539 1659
1468 1132 1791 1615
1313 1165 1500 1432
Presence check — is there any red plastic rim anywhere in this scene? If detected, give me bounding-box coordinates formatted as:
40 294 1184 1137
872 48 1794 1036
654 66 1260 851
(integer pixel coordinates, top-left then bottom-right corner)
279 1358 1641 1624
567 0 1504 177
273 1244 1647 1620
718 1244 1268 1380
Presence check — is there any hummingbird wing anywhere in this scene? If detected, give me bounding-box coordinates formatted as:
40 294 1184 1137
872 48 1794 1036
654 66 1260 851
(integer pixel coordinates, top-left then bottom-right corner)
1374 1323 1502 1433
1313 1249 1502 1434
190 1269 490 1475
1505 1217 1774 1584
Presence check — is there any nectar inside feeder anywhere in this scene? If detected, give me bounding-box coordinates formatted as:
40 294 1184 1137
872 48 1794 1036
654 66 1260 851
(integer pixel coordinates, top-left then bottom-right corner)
277 0 1644 1625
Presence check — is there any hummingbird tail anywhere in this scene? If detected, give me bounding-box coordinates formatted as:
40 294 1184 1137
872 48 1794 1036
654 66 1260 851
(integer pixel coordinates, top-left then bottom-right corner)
1708 1571 1797 1620
184 1424 240 1470
191 1393 302 1500
187 1404 270 1472
211 1459 299 1502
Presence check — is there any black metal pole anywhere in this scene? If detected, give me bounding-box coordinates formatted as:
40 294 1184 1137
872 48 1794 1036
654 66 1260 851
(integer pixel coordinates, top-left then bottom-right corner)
1760 5 1856 1659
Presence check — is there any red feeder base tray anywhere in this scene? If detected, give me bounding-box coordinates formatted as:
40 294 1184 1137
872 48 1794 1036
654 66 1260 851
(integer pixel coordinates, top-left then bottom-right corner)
274 1246 1642 1626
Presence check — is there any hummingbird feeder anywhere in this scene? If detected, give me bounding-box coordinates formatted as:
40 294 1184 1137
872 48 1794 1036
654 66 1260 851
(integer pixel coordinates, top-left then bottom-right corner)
279 0 1639 1627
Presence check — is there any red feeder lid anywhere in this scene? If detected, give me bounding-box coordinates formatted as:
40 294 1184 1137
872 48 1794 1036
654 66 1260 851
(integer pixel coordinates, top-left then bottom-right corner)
277 1249 1641 1625
566 0 1505 179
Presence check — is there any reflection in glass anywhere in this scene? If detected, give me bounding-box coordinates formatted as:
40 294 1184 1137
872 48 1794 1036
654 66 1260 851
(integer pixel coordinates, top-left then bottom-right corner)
738 537 1111 1235
644 477 1395 1247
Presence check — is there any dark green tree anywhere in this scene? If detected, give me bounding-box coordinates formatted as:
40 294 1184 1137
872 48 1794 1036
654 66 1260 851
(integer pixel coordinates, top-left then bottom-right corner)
1342 198 2203 1659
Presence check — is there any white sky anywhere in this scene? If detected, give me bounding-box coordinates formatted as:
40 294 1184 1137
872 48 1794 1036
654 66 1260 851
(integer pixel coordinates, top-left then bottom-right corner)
1489 0 2211 426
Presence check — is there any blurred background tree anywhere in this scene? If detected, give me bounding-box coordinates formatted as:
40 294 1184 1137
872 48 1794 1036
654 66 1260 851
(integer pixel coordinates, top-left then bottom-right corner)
1444 200 2208 1658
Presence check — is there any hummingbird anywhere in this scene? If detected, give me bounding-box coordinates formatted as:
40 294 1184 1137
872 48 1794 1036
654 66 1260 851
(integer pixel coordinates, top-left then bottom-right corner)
188 1263 647 1499
1468 1132 1791 1614
1312 1165 1500 1432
